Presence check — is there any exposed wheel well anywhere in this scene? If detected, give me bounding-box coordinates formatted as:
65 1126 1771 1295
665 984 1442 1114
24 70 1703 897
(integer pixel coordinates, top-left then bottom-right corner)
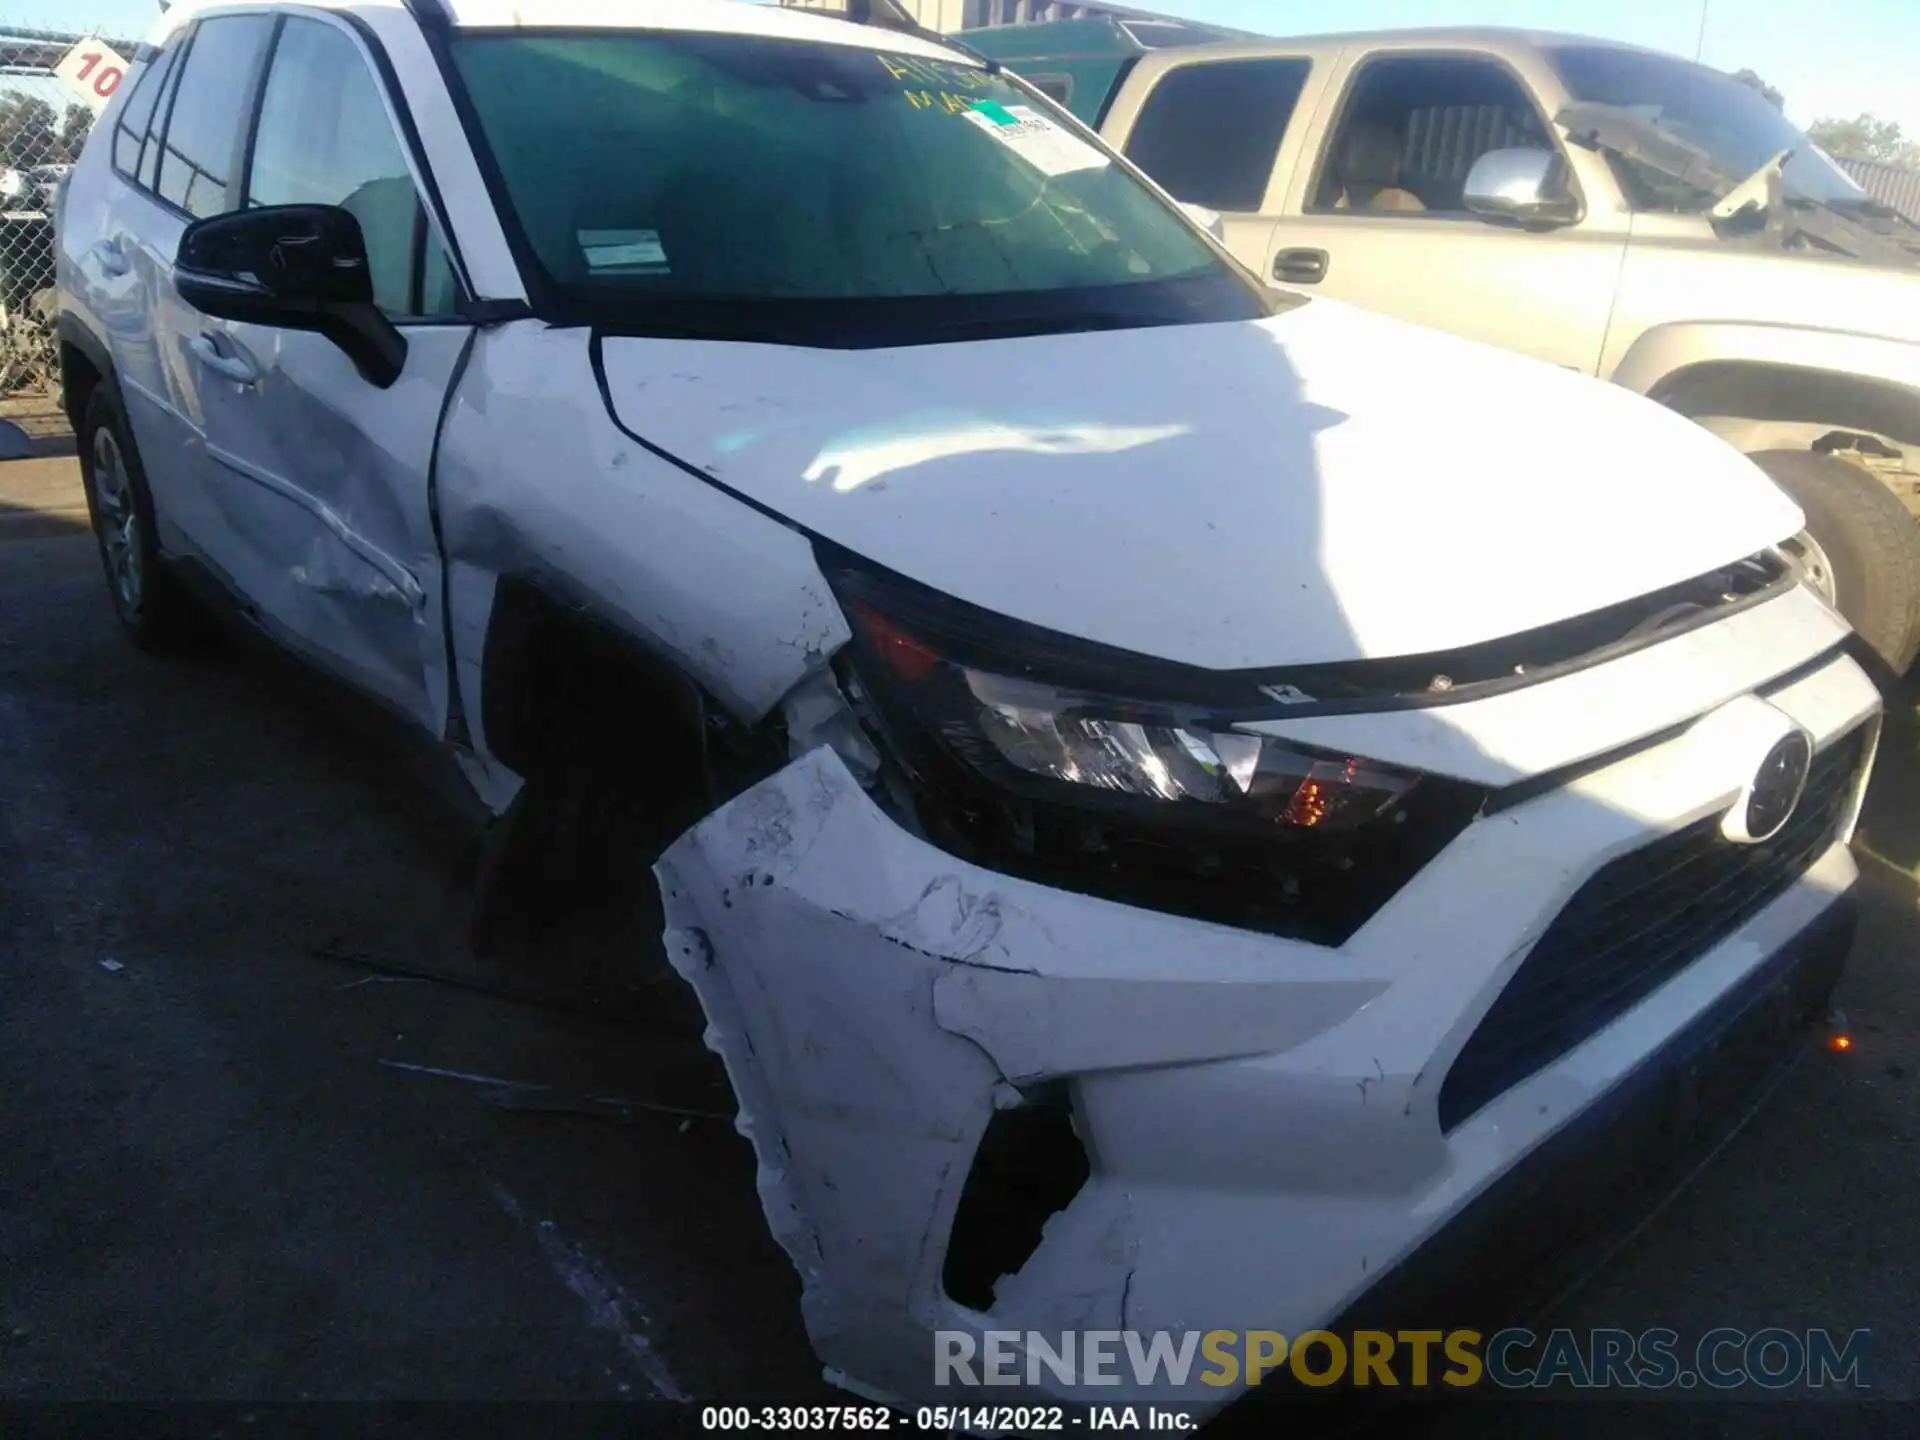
479 577 712 789
1649 360 1920 457
469 577 740 971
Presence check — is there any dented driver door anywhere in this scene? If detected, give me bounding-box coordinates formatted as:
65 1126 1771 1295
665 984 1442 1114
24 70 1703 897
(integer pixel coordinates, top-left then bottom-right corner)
186 14 469 732
192 319 469 730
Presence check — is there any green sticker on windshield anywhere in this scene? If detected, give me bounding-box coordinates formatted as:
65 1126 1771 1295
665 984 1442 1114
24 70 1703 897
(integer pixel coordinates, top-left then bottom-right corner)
961 101 1108 177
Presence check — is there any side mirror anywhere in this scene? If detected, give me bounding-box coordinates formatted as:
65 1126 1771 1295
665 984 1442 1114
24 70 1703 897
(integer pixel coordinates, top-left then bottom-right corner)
174 204 407 388
1178 201 1227 242
1462 148 1580 228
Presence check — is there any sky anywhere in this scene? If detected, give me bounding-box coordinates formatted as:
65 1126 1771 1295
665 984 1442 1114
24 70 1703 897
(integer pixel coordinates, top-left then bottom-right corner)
11 0 1919 135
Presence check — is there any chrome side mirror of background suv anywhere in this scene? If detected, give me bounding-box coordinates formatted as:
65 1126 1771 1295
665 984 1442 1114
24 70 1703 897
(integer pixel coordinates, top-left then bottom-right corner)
174 204 407 388
1463 148 1580 227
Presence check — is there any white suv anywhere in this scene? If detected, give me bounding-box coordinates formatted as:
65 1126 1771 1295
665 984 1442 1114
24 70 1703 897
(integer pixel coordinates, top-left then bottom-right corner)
56 0 1881 1420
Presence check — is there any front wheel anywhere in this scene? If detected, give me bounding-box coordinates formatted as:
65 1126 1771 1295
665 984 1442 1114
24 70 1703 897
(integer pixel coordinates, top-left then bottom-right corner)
1749 448 1920 677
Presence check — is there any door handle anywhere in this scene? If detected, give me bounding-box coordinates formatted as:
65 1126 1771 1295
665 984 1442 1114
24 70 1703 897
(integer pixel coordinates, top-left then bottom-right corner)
189 332 259 385
1272 248 1330 284
93 237 130 278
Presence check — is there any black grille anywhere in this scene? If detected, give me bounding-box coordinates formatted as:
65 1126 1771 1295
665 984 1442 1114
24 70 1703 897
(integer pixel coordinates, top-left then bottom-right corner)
1438 727 1868 1132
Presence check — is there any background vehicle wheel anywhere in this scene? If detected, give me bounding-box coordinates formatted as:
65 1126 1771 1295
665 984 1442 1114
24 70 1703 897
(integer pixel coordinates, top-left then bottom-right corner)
1750 448 1920 677
78 382 200 651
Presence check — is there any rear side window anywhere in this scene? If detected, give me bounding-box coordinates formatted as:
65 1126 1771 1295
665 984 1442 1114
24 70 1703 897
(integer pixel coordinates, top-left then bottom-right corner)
156 14 274 218
138 41 189 191
110 42 181 177
1124 58 1311 212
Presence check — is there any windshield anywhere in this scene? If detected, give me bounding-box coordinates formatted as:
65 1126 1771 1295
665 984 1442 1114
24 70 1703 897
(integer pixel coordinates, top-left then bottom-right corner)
1549 44 1868 211
447 31 1266 345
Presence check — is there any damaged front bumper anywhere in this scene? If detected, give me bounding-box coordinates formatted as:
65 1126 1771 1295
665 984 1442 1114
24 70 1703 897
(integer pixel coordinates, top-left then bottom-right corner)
655 649 1878 1419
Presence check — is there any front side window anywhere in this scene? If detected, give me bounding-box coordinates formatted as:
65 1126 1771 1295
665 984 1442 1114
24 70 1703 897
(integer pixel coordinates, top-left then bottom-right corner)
156 14 274 218
246 18 458 317
1124 58 1311 213
1312 55 1551 216
448 32 1269 344
1550 45 1865 212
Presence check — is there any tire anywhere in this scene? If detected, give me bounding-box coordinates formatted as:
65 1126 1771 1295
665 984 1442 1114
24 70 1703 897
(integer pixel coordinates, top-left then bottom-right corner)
77 380 201 651
1750 448 1920 677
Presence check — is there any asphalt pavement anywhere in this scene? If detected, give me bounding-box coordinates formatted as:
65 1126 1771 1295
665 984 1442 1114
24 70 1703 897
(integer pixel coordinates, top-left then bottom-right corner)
0 484 830 1410
3 454 1917 1431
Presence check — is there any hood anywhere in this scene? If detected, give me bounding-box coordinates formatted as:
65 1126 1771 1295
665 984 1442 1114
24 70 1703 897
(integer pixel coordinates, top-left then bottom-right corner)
597 300 1803 671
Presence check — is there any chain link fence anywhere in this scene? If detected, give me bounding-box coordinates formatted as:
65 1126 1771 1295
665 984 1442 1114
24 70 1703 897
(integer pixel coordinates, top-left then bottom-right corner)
0 24 135 398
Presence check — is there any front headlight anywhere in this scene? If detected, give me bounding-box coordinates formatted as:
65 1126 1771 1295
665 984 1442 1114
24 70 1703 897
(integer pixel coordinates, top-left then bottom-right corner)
828 565 1486 945
960 665 1418 829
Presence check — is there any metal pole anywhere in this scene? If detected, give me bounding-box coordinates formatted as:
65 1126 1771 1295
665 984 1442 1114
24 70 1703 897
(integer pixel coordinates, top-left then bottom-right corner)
1694 0 1709 61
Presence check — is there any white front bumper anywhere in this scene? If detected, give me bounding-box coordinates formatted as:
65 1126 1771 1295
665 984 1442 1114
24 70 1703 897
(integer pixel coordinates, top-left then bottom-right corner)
655 634 1879 1417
